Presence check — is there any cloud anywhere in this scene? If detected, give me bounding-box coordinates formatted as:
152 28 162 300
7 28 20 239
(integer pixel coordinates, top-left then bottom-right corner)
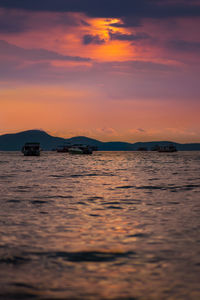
109 31 149 41
0 40 91 62
0 8 88 34
94 60 179 73
0 55 181 87
128 60 177 71
96 127 117 135
109 17 142 28
83 34 105 45
0 9 29 33
137 128 146 133
0 0 200 20
129 128 146 134
168 40 200 52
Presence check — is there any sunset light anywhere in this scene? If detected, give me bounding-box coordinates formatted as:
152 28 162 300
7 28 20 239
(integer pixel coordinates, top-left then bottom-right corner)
0 2 200 300
0 1 199 142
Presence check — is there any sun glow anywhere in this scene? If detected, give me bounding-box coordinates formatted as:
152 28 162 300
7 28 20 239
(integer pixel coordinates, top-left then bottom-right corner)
93 41 132 61
85 18 134 61
89 18 121 40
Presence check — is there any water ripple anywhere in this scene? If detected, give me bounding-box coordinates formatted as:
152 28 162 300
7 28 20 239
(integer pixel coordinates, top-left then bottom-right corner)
40 250 136 263
0 151 199 300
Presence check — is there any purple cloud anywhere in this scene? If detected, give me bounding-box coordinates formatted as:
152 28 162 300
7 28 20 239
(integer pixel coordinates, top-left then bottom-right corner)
83 34 105 45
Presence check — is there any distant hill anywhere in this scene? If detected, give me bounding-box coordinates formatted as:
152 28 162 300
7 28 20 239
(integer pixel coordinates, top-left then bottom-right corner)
0 130 200 151
0 130 65 151
66 136 101 147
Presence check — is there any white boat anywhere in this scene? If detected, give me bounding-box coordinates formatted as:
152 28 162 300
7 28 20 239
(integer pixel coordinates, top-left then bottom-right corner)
68 144 93 154
68 147 84 154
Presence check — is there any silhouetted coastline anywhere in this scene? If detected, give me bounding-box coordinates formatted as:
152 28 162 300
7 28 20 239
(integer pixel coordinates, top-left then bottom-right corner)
0 130 200 151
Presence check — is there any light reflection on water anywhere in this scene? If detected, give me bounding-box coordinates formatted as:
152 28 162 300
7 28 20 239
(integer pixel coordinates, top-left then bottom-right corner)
0 151 200 299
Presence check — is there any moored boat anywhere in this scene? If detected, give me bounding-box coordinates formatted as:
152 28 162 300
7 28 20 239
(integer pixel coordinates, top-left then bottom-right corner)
68 144 93 154
158 144 177 152
151 145 160 151
68 147 84 154
137 147 148 151
22 142 41 156
56 144 71 153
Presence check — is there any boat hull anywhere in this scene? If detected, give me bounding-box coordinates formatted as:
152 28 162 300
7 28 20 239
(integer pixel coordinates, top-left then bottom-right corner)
68 148 83 154
23 151 40 156
68 147 92 155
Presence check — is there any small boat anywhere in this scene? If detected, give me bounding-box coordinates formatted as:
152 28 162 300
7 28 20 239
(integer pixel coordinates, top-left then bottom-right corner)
137 147 148 151
56 144 71 153
22 142 41 156
158 144 177 152
151 145 160 151
68 144 93 155
68 147 84 154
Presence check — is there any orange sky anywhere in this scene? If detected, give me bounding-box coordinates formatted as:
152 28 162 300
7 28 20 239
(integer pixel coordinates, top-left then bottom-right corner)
0 5 200 142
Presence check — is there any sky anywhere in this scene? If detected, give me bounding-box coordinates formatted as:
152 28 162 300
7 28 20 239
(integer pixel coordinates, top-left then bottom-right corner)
0 0 200 142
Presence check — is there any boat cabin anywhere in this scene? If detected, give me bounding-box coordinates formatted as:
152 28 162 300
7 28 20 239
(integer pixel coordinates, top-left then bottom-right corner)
22 142 41 156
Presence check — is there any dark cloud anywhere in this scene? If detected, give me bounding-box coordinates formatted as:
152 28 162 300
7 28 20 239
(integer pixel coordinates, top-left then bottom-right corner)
96 60 179 73
0 9 87 34
0 0 200 20
109 31 149 41
83 34 105 45
0 10 29 33
109 17 142 28
80 19 90 27
169 40 200 52
128 60 178 72
0 40 91 62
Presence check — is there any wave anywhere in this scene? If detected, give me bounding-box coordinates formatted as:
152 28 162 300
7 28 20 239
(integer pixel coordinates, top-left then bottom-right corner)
0 250 135 264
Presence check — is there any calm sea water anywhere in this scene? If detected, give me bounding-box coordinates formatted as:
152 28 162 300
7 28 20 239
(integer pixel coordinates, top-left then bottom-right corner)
0 151 200 300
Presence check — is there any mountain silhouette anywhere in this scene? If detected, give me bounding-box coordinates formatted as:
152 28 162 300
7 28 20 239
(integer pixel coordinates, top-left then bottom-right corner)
0 130 200 151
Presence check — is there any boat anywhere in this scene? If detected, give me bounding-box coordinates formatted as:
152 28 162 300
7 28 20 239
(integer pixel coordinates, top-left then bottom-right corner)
137 147 148 151
56 144 71 153
151 145 160 151
158 144 177 152
22 142 41 156
68 147 84 154
68 144 93 154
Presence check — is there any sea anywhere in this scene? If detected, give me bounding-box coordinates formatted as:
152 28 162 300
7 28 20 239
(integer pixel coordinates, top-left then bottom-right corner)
0 151 200 300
